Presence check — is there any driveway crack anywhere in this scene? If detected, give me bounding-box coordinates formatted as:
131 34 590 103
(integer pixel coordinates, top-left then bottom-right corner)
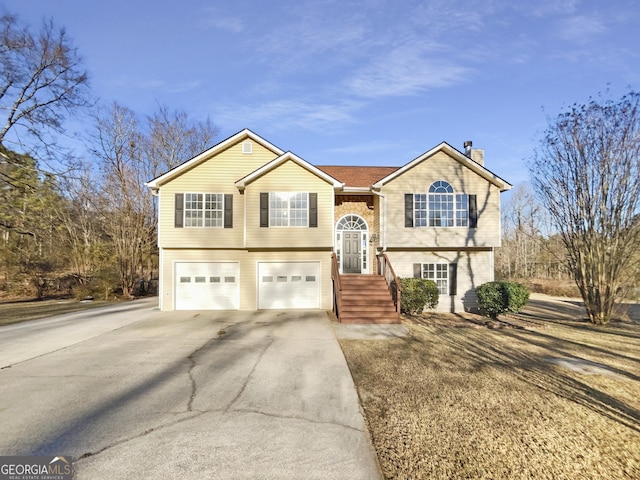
225 339 273 412
186 323 233 412
232 407 365 433
76 411 205 462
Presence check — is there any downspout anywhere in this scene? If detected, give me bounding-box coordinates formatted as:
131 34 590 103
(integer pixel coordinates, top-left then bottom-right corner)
371 188 386 252
148 187 162 310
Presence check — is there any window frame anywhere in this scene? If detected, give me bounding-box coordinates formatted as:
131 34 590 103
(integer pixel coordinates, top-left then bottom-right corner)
183 192 224 228
413 181 469 228
269 192 309 228
421 263 449 296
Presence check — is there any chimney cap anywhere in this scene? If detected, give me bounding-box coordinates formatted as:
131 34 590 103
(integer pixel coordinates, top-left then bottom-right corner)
464 140 473 148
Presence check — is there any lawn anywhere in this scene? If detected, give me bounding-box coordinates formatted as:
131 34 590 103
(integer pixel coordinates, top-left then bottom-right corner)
0 298 117 326
339 294 640 479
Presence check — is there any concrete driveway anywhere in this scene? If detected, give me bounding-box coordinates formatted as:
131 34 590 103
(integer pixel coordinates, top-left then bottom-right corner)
0 301 381 479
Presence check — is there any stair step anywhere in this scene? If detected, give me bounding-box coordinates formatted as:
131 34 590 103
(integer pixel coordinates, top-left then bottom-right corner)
340 299 394 305
339 314 400 325
335 274 400 324
341 306 396 312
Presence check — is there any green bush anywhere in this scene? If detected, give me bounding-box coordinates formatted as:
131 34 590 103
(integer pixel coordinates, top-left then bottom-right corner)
476 281 530 319
400 278 439 315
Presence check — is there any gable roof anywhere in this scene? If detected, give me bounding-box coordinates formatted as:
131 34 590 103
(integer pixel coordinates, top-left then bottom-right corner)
372 142 512 192
316 166 400 189
145 129 285 190
235 151 344 191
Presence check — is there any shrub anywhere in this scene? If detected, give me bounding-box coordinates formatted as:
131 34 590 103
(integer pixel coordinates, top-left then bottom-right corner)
400 278 439 314
476 281 530 319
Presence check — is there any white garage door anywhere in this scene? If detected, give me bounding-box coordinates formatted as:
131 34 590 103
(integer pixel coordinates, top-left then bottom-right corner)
258 262 320 309
175 262 239 310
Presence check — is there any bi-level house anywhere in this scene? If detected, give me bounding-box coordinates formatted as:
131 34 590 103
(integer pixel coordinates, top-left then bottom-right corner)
145 129 511 323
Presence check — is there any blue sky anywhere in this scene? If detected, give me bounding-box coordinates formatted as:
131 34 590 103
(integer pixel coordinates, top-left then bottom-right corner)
7 0 640 187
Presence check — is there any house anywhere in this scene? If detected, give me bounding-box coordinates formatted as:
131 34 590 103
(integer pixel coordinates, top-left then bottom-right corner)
145 129 512 322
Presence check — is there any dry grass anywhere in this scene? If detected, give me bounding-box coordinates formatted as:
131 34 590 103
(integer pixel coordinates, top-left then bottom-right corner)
340 294 640 479
0 298 117 326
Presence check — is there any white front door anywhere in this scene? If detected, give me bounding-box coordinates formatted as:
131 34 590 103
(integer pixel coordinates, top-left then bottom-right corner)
258 262 320 309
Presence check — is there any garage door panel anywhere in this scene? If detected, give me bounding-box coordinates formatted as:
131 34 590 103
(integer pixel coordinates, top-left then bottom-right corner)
175 262 239 310
258 262 320 309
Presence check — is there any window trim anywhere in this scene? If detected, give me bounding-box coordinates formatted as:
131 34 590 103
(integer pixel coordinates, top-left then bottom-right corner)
421 262 449 296
268 192 309 228
183 192 225 228
411 181 473 228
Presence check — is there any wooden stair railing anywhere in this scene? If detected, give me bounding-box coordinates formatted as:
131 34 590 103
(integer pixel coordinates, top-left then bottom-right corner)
377 253 402 320
331 253 342 320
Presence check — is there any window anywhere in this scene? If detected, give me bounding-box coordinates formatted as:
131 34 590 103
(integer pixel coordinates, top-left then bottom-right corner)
269 192 308 227
184 193 223 227
429 181 454 227
455 194 469 227
414 194 428 227
242 140 253 154
412 181 471 228
422 263 448 295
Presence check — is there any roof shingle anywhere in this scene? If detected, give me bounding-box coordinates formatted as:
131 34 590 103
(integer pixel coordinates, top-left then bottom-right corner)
316 165 400 188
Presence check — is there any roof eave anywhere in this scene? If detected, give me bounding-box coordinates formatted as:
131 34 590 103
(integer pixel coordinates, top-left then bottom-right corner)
235 151 344 190
146 128 285 189
373 142 512 191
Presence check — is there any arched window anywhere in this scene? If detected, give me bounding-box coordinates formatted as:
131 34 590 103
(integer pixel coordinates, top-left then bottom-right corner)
336 215 368 231
426 181 468 227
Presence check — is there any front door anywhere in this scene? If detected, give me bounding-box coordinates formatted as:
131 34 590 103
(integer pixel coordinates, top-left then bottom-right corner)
343 232 361 273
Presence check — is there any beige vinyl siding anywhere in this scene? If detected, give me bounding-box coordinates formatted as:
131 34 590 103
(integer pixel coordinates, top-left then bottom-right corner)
386 249 494 313
158 140 278 248
245 160 334 249
160 248 332 311
382 151 502 248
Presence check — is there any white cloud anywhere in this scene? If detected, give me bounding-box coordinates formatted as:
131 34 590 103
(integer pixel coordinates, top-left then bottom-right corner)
321 141 398 156
523 0 579 17
557 14 606 44
166 80 204 93
212 98 362 133
346 44 471 98
200 7 244 33
110 77 202 94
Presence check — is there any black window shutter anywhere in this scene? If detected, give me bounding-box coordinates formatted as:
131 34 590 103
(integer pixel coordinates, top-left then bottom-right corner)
469 194 478 228
224 194 233 228
413 263 422 278
309 193 318 228
449 263 458 296
175 193 184 228
260 193 269 227
405 194 414 228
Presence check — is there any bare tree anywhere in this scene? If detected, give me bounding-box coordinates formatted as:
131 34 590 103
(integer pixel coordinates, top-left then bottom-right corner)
89 103 218 297
90 103 150 297
0 13 90 161
145 105 218 176
530 92 640 324
55 164 103 280
499 183 541 278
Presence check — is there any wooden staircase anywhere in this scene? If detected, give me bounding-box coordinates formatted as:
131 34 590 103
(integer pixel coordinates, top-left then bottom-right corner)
337 274 400 324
